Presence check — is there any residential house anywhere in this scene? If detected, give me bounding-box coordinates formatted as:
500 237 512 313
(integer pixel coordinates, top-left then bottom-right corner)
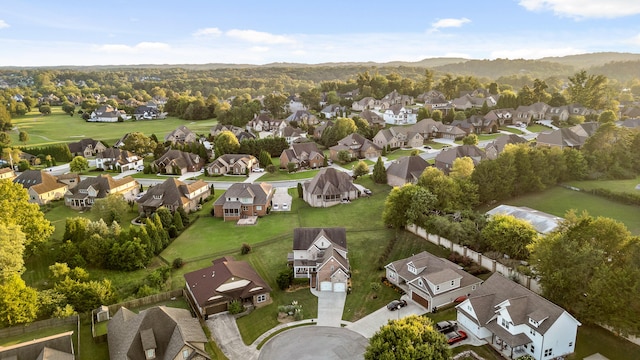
108 306 210 360
329 133 382 162
212 182 273 221
485 108 515 126
246 113 286 133
303 168 360 207
452 94 497 110
385 251 482 312
210 124 255 142
381 90 414 106
435 145 486 174
456 273 581 360
373 127 424 150
68 138 107 157
451 115 499 134
352 96 376 111
286 110 319 126
535 122 598 150
13 170 68 205
286 95 306 113
486 205 563 234
437 124 467 141
56 173 80 190
65 174 139 210
0 331 75 360
321 104 346 119
279 125 306 144
383 104 418 125
410 118 443 140
289 228 350 292
89 105 129 122
184 256 272 317
280 142 325 170
386 156 430 187
164 125 197 145
619 118 640 128
96 148 144 172
133 105 164 120
0 167 16 181
154 149 204 175
514 102 551 125
206 154 258 176
416 90 449 110
485 134 529 160
358 109 385 128
136 178 210 215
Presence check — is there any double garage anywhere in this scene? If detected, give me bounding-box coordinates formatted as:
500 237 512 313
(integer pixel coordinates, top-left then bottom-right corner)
320 281 346 292
411 291 430 309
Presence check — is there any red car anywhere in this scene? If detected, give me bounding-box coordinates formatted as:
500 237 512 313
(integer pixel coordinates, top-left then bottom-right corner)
446 330 467 345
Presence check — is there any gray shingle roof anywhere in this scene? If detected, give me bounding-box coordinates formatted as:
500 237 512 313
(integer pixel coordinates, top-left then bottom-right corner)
293 228 347 251
304 168 358 196
386 156 430 183
213 182 272 207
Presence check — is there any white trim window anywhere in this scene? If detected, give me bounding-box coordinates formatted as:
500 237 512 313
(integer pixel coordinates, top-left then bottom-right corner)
257 294 267 303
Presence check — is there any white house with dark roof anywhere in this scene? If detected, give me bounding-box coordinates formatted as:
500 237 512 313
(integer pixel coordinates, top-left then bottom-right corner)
289 228 350 292
456 273 581 360
385 251 482 312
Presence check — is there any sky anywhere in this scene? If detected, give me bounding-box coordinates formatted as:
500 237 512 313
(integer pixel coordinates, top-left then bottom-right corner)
2 0 640 67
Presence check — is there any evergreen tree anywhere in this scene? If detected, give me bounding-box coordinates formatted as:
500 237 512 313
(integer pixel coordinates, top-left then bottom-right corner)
372 156 387 184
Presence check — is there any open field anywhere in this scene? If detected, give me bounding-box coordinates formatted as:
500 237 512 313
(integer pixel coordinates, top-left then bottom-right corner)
499 186 640 235
9 107 217 147
566 175 640 192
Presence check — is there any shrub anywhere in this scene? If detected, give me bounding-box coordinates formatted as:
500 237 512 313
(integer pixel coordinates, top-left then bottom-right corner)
136 284 156 297
172 258 184 269
276 268 293 290
241 243 252 255
370 282 381 292
228 300 244 315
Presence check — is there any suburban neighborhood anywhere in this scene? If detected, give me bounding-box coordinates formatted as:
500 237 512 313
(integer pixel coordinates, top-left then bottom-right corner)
1 47 640 360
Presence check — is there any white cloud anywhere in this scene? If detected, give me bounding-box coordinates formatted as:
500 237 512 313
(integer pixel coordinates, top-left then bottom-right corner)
431 18 471 30
519 0 640 19
0 20 9 29
193 27 222 37
95 42 170 53
490 46 585 59
624 33 640 46
226 29 295 44
250 46 269 53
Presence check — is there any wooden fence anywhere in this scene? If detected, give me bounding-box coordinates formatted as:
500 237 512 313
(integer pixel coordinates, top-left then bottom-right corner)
406 224 541 293
107 289 184 315
0 315 78 339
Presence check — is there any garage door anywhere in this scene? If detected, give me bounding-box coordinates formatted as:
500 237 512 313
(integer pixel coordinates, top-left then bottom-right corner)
411 291 429 309
205 302 228 315
320 281 332 291
333 282 346 292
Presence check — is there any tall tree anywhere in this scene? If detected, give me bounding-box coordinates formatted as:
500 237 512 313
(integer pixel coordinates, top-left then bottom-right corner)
69 156 89 173
91 194 130 224
0 104 12 131
0 274 39 326
213 130 240 158
264 93 288 118
372 156 387 184
566 70 610 110
0 224 26 279
383 184 436 229
482 214 538 259
365 315 451 360
18 131 29 145
121 132 157 155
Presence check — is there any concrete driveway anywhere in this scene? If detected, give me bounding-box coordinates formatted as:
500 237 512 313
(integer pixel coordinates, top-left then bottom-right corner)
346 295 426 338
258 326 367 360
314 289 347 327
206 313 259 360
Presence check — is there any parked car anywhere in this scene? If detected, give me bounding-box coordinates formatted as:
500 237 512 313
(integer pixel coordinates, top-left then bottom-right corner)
273 204 279 210
282 203 288 210
436 320 458 333
253 168 264 172
386 299 407 311
363 188 372 195
424 145 432 149
446 330 467 345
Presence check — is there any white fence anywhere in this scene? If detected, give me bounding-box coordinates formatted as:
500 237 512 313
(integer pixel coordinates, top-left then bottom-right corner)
406 224 541 294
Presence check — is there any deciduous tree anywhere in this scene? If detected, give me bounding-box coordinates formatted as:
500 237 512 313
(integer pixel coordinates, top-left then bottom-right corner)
383 184 436 229
69 156 89 173
353 160 369 178
214 130 240 158
482 214 538 259
0 224 26 279
365 315 451 360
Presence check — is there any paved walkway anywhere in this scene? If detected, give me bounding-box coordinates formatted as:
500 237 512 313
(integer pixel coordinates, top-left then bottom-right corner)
206 314 259 360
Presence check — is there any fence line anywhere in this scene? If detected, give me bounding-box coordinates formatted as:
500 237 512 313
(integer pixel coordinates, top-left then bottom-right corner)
0 315 79 339
406 224 541 293
107 289 184 315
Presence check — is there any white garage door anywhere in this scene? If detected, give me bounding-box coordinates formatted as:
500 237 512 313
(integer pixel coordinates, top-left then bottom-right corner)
320 281 332 291
333 282 346 292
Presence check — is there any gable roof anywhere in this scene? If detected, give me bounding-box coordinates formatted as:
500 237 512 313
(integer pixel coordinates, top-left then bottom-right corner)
293 227 347 251
213 182 272 207
69 174 137 198
154 149 201 170
184 257 271 308
485 134 528 155
462 273 579 336
68 138 102 154
0 331 74 360
386 156 430 183
107 306 209 360
386 251 480 291
435 145 486 166
137 178 208 209
13 170 66 194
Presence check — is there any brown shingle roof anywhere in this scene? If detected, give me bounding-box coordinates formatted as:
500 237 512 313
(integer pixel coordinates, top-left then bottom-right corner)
13 170 67 195
304 168 358 196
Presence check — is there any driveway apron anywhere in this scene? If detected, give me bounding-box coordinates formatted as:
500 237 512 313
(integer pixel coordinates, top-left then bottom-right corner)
314 290 347 327
206 313 258 360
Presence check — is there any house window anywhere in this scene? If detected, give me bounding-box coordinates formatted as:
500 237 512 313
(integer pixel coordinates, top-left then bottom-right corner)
435 285 440 291
182 349 190 359
388 271 396 280
569 342 573 347
257 294 267 303
472 285 476 290
530 328 535 336
450 280 455 286
501 318 510 329
256 206 262 211
146 349 156 359
544 348 553 357
530 345 535 353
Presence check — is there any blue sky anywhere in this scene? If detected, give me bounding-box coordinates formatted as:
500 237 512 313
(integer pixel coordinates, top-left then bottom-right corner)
2 0 640 66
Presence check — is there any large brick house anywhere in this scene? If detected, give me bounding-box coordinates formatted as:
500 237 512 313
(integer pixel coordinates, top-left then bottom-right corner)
212 182 273 221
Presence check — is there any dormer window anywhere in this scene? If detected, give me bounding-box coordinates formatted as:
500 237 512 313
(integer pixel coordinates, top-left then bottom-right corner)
417 279 423 287
146 349 156 359
407 263 417 275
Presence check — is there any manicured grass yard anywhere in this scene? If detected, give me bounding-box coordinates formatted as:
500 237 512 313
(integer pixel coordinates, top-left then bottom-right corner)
10 107 217 147
566 175 640 193
527 124 551 133
501 186 640 235
385 149 419 161
498 127 524 135
257 168 320 181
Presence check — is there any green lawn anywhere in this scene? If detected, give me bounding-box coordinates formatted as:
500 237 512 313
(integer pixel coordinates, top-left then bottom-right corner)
501 186 640 235
566 175 640 192
527 124 550 133
568 324 640 359
257 169 320 181
499 127 524 135
335 159 375 170
385 149 419 161
10 107 217 147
